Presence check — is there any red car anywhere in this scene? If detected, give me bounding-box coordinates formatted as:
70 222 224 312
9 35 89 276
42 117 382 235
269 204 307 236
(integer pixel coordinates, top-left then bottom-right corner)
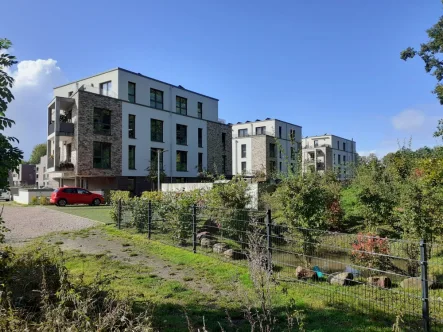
50 187 104 206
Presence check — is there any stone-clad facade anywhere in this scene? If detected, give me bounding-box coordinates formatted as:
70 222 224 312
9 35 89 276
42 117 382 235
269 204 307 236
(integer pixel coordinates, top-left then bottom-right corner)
75 91 122 177
207 121 232 176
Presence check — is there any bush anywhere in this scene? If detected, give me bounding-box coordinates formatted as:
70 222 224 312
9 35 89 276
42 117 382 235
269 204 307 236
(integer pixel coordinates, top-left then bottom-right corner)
130 197 150 232
109 190 131 223
141 191 163 202
39 196 49 205
31 196 38 205
351 233 391 270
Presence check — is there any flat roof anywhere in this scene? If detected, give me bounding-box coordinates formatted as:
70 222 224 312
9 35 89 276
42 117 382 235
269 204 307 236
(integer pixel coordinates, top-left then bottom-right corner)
231 118 302 128
303 134 355 142
53 67 219 101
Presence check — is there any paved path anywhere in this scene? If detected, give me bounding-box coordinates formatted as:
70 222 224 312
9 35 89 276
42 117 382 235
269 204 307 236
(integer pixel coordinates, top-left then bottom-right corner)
1 205 96 244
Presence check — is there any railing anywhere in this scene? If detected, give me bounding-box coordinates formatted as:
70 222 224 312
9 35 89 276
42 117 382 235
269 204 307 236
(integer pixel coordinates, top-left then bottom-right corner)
47 122 74 136
304 144 331 149
233 131 274 139
48 158 54 169
48 122 54 135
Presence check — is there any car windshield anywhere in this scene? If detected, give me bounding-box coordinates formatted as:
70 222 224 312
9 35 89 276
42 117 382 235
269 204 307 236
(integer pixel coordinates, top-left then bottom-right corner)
53 189 59 193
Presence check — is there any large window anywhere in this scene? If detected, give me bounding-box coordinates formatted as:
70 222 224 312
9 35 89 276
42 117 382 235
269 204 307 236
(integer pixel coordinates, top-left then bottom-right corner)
150 88 163 109
176 124 187 145
93 108 111 135
238 129 248 137
241 144 247 158
129 114 136 138
343 142 346 151
93 142 111 169
256 126 266 135
176 96 187 115
150 148 164 170
290 129 296 140
337 141 340 149
99 81 112 96
198 128 203 147
176 150 187 172
279 162 282 171
343 155 346 163
198 153 203 172
291 147 296 160
278 126 282 138
241 162 247 172
128 145 136 170
270 161 276 172
338 155 341 164
198 102 203 119
151 119 163 142
270 143 276 158
128 82 136 103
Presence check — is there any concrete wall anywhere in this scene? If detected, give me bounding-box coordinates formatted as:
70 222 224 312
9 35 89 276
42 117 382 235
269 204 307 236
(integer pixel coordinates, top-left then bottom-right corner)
13 188 54 205
232 137 252 175
162 182 213 192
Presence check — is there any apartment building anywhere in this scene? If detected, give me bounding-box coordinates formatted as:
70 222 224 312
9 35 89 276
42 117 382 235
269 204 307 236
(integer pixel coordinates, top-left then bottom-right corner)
231 118 302 177
35 155 58 188
46 68 232 195
302 135 357 180
9 164 36 187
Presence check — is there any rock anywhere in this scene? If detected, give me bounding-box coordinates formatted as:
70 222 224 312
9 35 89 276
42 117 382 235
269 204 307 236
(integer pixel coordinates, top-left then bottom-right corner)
201 238 212 248
328 272 353 286
368 276 392 288
197 231 211 241
295 266 319 281
223 249 246 260
400 277 436 289
213 243 228 254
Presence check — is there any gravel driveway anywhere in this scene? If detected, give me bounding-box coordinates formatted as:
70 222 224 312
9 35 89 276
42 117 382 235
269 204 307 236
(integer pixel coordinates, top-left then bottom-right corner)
1 205 96 244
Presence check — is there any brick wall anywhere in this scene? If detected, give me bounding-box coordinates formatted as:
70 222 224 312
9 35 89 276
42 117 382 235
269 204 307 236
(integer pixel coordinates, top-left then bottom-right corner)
207 122 232 176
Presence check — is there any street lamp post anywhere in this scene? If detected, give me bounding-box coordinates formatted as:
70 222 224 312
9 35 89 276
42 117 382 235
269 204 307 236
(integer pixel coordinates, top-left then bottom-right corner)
157 149 168 192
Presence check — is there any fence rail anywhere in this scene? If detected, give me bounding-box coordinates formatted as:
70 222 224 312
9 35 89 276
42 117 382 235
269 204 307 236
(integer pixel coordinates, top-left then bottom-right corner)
114 199 443 331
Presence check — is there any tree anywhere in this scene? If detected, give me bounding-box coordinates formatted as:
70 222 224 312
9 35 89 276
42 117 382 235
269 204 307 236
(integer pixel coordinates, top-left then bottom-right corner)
400 2 443 138
28 143 47 165
0 39 22 190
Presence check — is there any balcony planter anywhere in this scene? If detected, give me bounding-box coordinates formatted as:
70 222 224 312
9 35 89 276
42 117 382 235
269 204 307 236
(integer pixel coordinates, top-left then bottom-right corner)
59 161 74 171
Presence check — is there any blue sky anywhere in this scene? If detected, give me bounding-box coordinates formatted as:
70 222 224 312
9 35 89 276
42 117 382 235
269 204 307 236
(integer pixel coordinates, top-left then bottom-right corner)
3 0 443 158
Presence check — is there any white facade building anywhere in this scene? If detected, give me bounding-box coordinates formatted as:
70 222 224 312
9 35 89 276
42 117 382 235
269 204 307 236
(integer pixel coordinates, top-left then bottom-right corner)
46 68 232 194
302 135 357 180
231 118 302 177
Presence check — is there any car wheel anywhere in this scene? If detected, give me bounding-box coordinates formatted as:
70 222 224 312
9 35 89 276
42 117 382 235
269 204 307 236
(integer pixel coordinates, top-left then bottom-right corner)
5 199 9 202
92 198 101 206
58 199 67 207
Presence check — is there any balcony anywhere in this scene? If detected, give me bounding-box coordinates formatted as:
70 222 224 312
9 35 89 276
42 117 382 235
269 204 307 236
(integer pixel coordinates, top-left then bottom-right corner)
233 131 274 139
48 157 54 169
48 122 74 136
304 144 331 149
305 158 315 164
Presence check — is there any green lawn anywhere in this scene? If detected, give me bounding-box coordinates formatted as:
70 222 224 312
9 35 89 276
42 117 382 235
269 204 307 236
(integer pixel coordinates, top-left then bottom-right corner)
45 205 114 224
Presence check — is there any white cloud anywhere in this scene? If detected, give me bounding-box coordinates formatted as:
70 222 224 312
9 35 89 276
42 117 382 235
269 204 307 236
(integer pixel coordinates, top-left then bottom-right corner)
4 59 66 159
391 109 426 131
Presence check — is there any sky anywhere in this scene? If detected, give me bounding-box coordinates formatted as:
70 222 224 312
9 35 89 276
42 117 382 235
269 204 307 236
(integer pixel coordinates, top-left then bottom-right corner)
3 0 443 159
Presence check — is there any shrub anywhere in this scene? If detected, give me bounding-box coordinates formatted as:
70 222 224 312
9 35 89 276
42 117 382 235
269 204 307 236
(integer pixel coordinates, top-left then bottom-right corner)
109 190 131 223
31 196 38 205
141 191 163 202
351 233 391 270
39 196 49 205
130 197 150 232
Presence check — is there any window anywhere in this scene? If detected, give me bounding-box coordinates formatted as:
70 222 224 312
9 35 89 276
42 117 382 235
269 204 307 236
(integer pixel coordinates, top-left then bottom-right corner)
334 154 336 164
151 119 163 142
93 142 111 169
338 155 341 164
270 143 276 158
343 156 346 163
176 150 187 171
128 145 136 170
198 128 203 147
176 124 187 145
343 142 346 151
198 102 203 119
291 163 296 172
68 91 73 97
99 81 112 96
256 126 266 135
176 96 187 115
222 155 226 174
77 189 90 195
150 88 163 109
241 162 247 172
279 150 282 158
222 133 226 151
128 82 136 103
291 147 296 160
63 188 77 194
150 148 164 170
238 129 248 137
93 108 111 135
198 153 203 172
279 162 282 171
314 140 319 147
337 141 340 149
290 129 296 140
129 114 136 138
270 161 276 172
278 126 282 138
241 144 247 158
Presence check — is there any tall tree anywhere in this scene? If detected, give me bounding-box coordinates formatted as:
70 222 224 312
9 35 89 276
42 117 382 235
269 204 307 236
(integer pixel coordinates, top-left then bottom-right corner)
0 38 23 190
28 143 47 165
400 1 443 138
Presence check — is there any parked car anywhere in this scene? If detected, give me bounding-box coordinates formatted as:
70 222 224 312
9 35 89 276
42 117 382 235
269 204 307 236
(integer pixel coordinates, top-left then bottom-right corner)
50 187 104 206
0 189 11 201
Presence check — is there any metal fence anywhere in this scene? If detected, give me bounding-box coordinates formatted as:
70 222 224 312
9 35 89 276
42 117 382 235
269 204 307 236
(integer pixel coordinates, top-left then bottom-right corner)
114 200 443 331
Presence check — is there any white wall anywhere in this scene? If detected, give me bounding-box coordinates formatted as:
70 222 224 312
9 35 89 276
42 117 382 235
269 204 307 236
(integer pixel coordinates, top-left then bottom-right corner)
122 102 208 178
13 189 53 205
118 69 219 122
232 137 252 175
162 183 213 192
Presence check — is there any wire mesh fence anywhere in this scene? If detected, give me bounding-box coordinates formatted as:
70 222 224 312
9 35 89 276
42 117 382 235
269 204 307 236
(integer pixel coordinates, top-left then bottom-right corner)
114 199 443 331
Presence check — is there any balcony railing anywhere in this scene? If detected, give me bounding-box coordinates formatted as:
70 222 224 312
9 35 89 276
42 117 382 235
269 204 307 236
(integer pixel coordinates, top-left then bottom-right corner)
48 158 54 169
233 131 274 139
304 144 331 149
48 122 74 136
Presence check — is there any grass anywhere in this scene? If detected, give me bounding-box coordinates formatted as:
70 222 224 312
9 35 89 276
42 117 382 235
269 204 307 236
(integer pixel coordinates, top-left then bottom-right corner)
44 205 114 224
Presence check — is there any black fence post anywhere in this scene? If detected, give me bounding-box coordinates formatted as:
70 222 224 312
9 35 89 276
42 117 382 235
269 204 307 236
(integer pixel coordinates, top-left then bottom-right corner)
117 199 122 229
266 209 272 273
148 200 152 240
420 239 430 332
192 204 197 254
